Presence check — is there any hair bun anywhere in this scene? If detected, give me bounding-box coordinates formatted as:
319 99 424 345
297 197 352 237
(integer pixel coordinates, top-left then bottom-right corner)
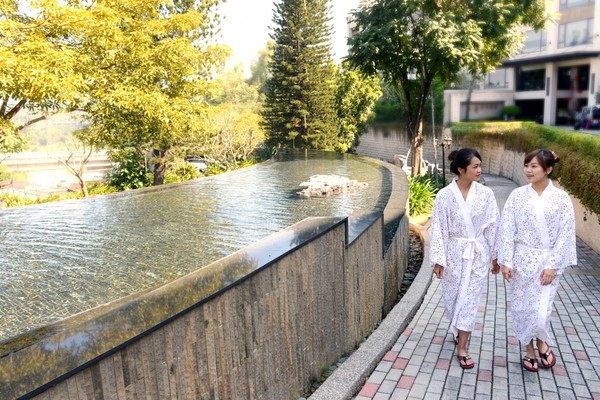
551 151 560 163
448 150 458 162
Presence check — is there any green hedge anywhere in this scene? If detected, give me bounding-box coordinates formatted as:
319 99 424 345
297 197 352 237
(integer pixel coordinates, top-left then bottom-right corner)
452 121 600 217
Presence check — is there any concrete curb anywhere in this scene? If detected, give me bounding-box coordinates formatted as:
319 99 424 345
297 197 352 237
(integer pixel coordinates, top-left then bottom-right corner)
309 221 433 400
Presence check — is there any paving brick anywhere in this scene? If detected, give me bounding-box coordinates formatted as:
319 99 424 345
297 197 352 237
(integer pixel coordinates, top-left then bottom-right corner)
407 383 427 398
392 358 409 370
475 381 492 395
375 361 393 373
368 371 387 385
457 384 475 398
556 387 578 400
573 383 592 398
474 367 490 381
440 389 459 400
383 351 398 362
358 382 379 397
389 388 409 399
378 379 397 395
396 376 415 390
372 393 390 400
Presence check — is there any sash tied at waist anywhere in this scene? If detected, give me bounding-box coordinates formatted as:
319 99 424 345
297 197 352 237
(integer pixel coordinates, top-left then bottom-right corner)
515 242 553 269
515 242 551 253
456 238 484 260
515 242 552 260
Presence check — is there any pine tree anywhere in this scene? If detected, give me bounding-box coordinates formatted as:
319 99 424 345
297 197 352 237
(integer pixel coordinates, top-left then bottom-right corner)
262 0 338 150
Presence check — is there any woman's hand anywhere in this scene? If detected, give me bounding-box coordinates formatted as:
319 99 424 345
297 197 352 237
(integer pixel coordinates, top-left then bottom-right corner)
491 259 500 275
540 268 557 286
501 266 513 282
433 264 444 279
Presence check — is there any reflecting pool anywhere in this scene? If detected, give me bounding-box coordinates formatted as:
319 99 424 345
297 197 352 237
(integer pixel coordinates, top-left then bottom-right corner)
0 150 391 342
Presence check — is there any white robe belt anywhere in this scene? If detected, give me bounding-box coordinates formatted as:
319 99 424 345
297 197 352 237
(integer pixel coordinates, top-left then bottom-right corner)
515 242 551 253
457 238 484 260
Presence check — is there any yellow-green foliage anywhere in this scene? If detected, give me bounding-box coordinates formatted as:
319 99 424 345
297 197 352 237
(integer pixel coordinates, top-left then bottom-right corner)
453 121 600 216
0 192 73 208
0 165 10 181
0 183 117 209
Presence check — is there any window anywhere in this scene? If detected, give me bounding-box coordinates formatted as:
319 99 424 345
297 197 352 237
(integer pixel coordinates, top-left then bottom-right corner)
516 68 545 91
557 65 590 91
558 19 594 48
486 69 508 88
521 30 547 54
559 0 594 10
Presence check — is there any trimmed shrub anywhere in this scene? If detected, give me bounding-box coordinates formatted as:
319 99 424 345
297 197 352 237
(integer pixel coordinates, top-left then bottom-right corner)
502 104 521 118
452 121 600 216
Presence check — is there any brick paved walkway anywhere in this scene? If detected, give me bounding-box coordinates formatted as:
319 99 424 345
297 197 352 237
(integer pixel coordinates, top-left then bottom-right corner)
354 175 600 400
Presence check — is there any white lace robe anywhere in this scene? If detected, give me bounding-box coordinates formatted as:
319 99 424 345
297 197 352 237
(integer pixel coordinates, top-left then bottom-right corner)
498 181 577 345
429 179 500 338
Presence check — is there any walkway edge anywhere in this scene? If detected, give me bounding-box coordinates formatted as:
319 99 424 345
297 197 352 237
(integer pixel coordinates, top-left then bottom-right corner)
309 221 433 400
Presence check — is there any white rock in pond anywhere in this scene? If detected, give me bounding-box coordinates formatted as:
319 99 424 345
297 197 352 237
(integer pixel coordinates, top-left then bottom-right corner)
297 175 368 197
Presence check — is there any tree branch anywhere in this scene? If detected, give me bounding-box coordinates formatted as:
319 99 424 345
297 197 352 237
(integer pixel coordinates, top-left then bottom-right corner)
5 100 26 120
15 114 50 131
0 95 8 116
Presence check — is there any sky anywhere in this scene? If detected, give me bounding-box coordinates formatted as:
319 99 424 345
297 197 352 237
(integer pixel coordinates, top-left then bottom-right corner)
217 0 362 73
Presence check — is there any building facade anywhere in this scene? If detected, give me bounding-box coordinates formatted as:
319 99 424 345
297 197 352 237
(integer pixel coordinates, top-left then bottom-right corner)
444 0 600 126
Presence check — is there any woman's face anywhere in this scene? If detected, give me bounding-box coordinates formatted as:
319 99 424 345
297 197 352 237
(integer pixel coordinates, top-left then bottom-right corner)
524 156 551 184
459 156 482 182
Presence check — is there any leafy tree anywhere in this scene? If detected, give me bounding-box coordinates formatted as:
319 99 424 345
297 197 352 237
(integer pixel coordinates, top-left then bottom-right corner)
195 104 265 170
262 0 339 150
335 62 382 152
347 0 552 175
372 77 444 126
0 0 85 139
200 65 265 169
76 0 229 186
0 130 27 153
1 0 229 186
248 40 275 96
210 66 261 108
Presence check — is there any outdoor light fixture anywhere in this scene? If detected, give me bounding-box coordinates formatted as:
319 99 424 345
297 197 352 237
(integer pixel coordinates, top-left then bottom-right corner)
441 134 453 184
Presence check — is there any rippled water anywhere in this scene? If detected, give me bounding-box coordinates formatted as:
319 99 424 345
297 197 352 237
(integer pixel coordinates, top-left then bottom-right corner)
0 150 391 342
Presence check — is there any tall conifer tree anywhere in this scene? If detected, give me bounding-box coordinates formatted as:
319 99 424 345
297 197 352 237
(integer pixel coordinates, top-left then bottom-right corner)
262 0 338 150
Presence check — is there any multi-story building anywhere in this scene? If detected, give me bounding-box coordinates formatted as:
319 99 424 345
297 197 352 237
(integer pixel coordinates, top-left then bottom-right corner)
444 0 600 126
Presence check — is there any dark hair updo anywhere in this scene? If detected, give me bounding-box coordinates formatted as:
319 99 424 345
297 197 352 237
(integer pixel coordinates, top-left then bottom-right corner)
524 149 560 177
448 147 482 175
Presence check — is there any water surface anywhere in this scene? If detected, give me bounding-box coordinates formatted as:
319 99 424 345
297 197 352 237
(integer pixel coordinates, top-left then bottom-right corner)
0 150 391 341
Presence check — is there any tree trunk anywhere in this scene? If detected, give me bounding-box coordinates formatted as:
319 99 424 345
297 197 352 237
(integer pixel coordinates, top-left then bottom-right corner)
410 119 424 176
152 149 167 186
77 176 89 197
464 77 476 122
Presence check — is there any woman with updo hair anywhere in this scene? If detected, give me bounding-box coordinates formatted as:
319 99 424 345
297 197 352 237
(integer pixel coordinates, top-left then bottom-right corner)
430 147 500 369
499 149 577 373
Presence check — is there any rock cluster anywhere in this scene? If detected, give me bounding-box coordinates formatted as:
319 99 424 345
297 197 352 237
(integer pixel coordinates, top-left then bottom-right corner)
297 175 368 198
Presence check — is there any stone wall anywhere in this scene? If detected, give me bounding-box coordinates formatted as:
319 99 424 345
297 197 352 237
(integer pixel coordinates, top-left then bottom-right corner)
21 214 407 400
2 159 410 400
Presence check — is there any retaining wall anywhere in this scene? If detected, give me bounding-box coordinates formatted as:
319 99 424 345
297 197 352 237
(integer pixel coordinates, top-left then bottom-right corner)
1 159 409 400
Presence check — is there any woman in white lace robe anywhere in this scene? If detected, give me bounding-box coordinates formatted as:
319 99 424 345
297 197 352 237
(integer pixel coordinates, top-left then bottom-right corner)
500 149 577 372
430 148 500 369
